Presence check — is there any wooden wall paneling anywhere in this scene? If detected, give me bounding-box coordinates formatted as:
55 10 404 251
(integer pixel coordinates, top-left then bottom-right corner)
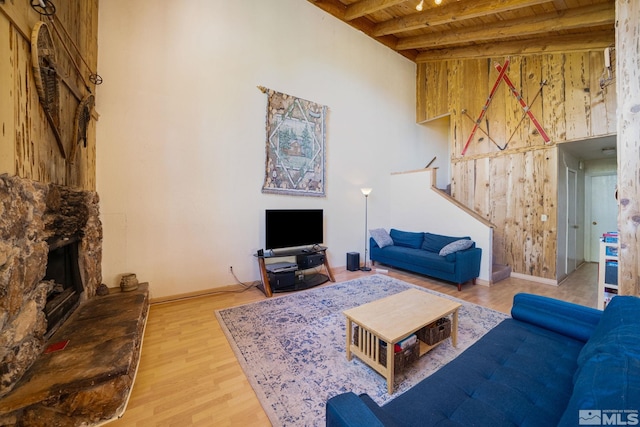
542 147 558 279
564 52 592 140
522 150 537 275
14 24 33 180
521 55 545 148
1 1 97 190
588 50 617 136
416 63 428 123
416 61 450 122
432 61 449 119
448 60 462 157
459 58 489 157
501 56 523 151
541 53 566 142
458 159 474 209
0 15 16 175
504 153 523 272
490 155 508 266
474 156 491 221
616 0 640 297
529 148 552 278
486 57 508 154
417 51 617 282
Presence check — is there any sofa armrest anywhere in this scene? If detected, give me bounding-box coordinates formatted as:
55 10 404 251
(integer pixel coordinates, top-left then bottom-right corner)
326 392 386 427
511 293 602 342
369 237 380 249
451 247 482 282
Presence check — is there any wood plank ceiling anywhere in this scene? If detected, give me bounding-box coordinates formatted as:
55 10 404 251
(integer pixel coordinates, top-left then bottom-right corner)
307 0 615 62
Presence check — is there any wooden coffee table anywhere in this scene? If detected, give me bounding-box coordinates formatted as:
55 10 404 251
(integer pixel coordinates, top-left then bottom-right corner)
343 288 461 394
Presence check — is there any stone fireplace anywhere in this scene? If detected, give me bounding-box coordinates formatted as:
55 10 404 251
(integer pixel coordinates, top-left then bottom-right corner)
0 174 149 426
0 174 102 397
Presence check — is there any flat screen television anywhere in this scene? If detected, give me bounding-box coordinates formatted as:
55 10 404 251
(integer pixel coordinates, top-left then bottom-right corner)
265 209 323 250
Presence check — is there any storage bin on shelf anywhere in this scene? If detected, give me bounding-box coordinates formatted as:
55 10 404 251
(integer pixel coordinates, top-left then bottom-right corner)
379 340 419 372
352 326 419 373
417 317 451 345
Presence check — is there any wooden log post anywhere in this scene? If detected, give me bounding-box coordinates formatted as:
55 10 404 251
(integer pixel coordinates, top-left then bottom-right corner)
616 0 640 296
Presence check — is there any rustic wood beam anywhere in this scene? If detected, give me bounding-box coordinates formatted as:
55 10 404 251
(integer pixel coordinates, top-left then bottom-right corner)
307 0 418 61
373 0 551 37
616 0 640 297
415 30 615 62
344 0 406 21
396 2 614 51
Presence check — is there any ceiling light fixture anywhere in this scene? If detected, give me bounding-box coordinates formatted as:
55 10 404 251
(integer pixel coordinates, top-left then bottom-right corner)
434 0 442 4
416 0 424 11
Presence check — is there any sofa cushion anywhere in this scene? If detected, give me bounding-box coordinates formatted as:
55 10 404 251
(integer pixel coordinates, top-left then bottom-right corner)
558 353 640 427
422 232 470 253
377 245 455 273
557 296 640 427
389 229 424 249
369 228 393 248
382 318 584 427
577 295 640 365
439 239 475 256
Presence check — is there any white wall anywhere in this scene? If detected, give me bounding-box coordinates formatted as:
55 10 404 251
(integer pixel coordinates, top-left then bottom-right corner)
96 0 443 298
388 169 492 282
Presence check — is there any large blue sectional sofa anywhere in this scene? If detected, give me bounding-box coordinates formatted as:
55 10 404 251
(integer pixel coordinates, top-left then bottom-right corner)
370 229 481 291
327 293 640 427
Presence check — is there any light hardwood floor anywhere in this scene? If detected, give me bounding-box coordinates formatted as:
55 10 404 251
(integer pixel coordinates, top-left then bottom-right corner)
109 263 598 426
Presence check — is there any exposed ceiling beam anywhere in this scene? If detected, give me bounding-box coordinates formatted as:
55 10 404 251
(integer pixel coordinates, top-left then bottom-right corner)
344 0 406 21
374 0 552 37
396 2 615 51
307 0 419 61
415 30 615 62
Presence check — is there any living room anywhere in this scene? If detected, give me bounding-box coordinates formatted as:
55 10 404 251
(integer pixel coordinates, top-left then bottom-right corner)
1 0 639 425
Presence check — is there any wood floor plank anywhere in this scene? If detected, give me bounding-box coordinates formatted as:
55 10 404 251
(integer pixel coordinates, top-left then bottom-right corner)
108 263 597 426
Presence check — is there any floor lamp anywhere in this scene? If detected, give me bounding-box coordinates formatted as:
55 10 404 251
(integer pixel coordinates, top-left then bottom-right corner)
360 187 372 271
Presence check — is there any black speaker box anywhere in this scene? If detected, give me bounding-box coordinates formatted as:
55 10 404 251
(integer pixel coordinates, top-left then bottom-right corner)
296 253 324 269
268 270 296 289
346 252 360 271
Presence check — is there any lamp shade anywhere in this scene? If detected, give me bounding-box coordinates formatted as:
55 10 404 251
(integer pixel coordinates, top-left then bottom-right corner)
361 187 372 196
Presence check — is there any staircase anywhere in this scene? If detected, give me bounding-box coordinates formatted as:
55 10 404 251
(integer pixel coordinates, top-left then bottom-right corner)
492 263 512 284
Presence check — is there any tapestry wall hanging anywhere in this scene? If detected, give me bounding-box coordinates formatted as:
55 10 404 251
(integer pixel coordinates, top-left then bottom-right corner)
260 87 327 197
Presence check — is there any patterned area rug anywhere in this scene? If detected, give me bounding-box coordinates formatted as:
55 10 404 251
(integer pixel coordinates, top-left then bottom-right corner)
216 274 508 427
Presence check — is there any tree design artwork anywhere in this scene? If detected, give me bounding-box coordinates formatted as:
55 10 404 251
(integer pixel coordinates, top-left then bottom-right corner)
262 89 327 197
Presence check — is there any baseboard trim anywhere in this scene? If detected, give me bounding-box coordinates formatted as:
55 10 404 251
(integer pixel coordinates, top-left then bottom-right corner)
509 272 558 286
475 278 490 287
150 283 256 305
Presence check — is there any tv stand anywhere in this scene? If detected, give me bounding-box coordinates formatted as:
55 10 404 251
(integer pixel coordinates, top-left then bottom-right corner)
256 246 334 297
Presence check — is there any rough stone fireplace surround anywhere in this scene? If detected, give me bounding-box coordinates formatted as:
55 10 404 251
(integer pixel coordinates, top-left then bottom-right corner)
0 174 149 426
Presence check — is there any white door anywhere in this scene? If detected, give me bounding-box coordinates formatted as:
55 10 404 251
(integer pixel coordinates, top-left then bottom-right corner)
566 169 578 273
588 174 618 261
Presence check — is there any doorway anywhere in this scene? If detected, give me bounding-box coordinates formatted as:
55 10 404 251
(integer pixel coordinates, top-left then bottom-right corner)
566 168 578 274
586 173 618 262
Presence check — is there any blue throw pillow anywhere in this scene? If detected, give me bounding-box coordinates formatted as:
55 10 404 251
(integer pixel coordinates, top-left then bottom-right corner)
369 228 393 248
389 229 424 249
439 239 474 256
422 232 469 253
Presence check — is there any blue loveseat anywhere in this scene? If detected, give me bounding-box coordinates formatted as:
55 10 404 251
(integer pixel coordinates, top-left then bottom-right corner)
327 293 640 427
370 229 481 290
